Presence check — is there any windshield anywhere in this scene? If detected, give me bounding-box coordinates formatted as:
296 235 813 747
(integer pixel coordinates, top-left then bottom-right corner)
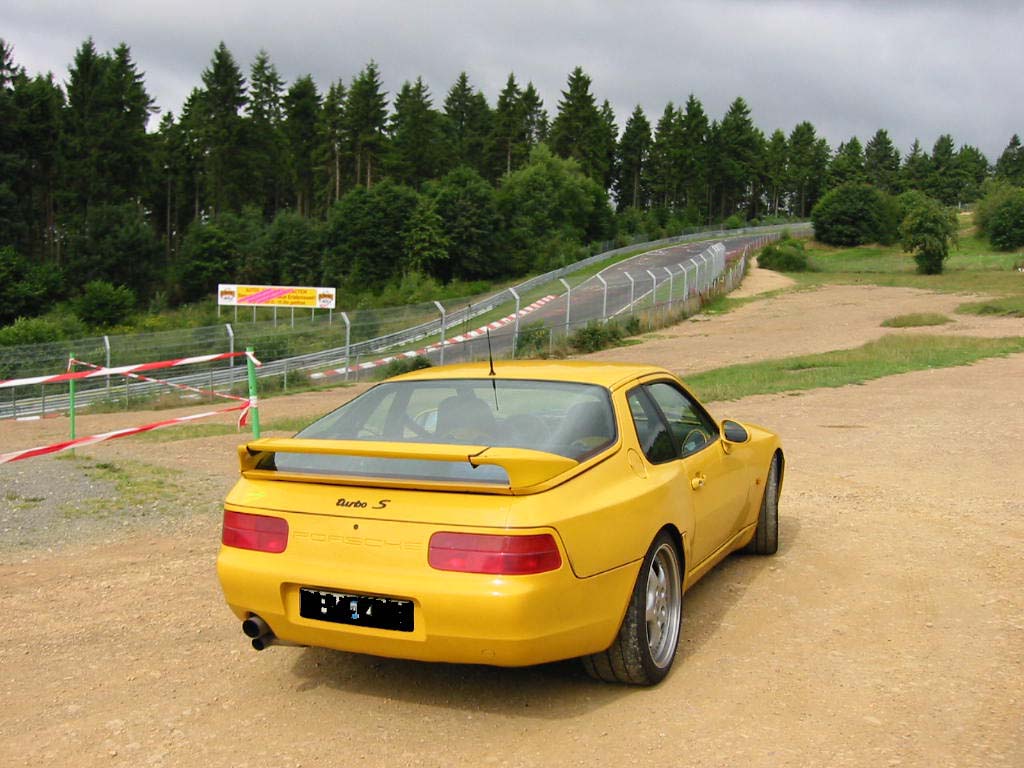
296 378 617 462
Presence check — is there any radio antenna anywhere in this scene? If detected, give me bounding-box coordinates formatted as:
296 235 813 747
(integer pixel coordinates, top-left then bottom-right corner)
486 329 496 376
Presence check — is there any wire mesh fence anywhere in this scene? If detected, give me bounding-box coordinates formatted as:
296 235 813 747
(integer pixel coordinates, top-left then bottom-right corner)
0 223 804 419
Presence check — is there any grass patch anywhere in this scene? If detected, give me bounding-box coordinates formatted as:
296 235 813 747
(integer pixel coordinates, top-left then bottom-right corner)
61 459 182 519
687 334 1024 402
956 296 1024 317
135 414 314 443
881 313 953 328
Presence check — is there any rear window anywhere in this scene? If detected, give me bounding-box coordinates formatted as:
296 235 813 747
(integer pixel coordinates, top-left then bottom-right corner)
268 378 617 479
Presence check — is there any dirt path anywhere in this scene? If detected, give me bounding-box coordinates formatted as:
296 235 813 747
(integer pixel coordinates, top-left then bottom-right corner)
1 282 1022 768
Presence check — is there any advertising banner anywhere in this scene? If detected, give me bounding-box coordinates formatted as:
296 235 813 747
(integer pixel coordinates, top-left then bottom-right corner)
218 284 336 309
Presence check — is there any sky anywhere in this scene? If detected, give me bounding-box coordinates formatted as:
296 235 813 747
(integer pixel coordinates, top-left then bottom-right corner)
5 0 1023 161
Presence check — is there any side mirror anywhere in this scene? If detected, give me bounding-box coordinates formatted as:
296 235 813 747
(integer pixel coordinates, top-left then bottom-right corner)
721 419 749 445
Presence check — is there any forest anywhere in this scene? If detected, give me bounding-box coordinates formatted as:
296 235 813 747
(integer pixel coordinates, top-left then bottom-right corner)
1 37 1022 337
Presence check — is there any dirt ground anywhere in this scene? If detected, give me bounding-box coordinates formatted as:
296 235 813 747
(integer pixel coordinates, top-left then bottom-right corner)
1 262 1022 768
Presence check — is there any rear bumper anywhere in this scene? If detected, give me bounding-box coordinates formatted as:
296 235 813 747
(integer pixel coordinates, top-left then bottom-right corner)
217 545 639 667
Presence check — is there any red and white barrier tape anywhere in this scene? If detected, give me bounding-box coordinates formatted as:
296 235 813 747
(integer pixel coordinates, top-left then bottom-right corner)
0 350 261 390
310 295 557 380
70 358 249 403
0 400 251 465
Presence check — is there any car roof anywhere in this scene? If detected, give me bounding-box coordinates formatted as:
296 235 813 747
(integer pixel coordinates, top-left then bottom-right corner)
388 360 673 389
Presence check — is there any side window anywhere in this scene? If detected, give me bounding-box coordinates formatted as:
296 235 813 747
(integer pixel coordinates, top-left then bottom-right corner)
646 382 719 457
627 387 676 464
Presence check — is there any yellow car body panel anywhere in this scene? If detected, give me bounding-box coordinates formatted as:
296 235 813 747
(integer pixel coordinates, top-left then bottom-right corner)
216 360 782 670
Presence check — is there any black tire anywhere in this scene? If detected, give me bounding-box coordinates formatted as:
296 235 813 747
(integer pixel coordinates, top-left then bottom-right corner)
744 454 780 555
582 530 682 686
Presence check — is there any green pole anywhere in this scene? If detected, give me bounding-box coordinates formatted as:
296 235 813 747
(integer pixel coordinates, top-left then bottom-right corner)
68 352 77 442
245 346 261 439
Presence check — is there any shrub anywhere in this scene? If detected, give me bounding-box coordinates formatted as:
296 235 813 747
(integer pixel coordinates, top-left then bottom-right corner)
568 321 623 353
515 321 550 358
74 281 137 328
811 183 897 246
382 356 432 378
723 214 745 230
0 315 67 347
900 198 958 275
758 238 811 272
987 188 1024 250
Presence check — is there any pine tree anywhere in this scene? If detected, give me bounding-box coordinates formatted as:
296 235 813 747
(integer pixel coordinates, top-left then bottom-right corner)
387 77 447 188
317 80 348 209
345 60 388 188
828 137 866 188
548 67 607 184
487 73 526 179
646 103 681 210
954 145 989 203
403 196 449 277
928 134 960 205
443 72 491 174
864 129 900 193
764 129 788 216
247 50 286 217
14 72 65 260
995 135 1024 185
715 97 760 219
786 121 829 217
597 100 618 191
614 106 651 211
284 75 321 216
62 38 108 214
101 44 155 202
901 139 932 192
679 95 709 219
520 82 548 146
0 41 27 250
199 42 248 215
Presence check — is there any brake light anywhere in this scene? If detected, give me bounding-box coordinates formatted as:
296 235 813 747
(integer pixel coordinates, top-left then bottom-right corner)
222 509 288 553
428 532 562 575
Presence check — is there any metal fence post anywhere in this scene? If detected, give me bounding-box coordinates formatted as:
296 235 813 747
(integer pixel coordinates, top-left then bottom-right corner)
559 278 571 336
226 323 235 391
646 270 657 311
625 272 635 313
509 288 521 357
665 267 674 311
341 312 351 381
433 301 447 366
596 274 608 320
104 335 111 396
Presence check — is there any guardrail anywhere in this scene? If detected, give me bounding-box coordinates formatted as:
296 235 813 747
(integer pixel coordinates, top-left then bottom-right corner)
0 222 807 419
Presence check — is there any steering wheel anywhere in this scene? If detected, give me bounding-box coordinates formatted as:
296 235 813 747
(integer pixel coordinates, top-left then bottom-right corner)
682 428 710 452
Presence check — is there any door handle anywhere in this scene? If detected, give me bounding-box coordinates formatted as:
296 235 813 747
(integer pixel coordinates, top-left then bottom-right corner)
690 473 706 490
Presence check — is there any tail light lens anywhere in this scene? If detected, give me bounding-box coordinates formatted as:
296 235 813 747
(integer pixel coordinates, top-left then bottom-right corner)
429 532 562 575
222 509 288 553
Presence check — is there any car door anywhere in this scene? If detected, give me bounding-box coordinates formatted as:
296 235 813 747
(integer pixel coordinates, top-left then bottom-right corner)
641 381 749 567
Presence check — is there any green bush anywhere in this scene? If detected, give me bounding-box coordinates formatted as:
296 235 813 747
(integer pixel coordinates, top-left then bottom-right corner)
987 188 1024 250
811 183 897 246
382 355 432 378
723 214 745 230
74 281 137 328
515 321 550 358
569 321 623 353
0 315 68 347
900 198 958 275
758 237 811 272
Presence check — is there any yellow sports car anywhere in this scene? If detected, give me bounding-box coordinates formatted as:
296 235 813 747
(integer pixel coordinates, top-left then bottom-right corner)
217 361 783 685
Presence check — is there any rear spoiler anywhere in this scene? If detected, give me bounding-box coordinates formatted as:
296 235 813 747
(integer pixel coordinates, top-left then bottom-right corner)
239 438 581 494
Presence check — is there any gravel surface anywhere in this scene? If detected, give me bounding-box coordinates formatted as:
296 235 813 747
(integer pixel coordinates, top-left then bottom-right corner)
1 266 1022 767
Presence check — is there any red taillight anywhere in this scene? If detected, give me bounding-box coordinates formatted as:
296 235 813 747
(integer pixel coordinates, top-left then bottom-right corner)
222 509 288 553
428 532 562 575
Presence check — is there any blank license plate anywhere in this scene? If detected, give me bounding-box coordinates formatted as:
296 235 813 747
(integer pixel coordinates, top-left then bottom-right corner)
300 588 413 632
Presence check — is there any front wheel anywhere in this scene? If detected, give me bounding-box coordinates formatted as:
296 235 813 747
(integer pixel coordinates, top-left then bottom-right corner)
582 531 682 686
744 454 780 555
